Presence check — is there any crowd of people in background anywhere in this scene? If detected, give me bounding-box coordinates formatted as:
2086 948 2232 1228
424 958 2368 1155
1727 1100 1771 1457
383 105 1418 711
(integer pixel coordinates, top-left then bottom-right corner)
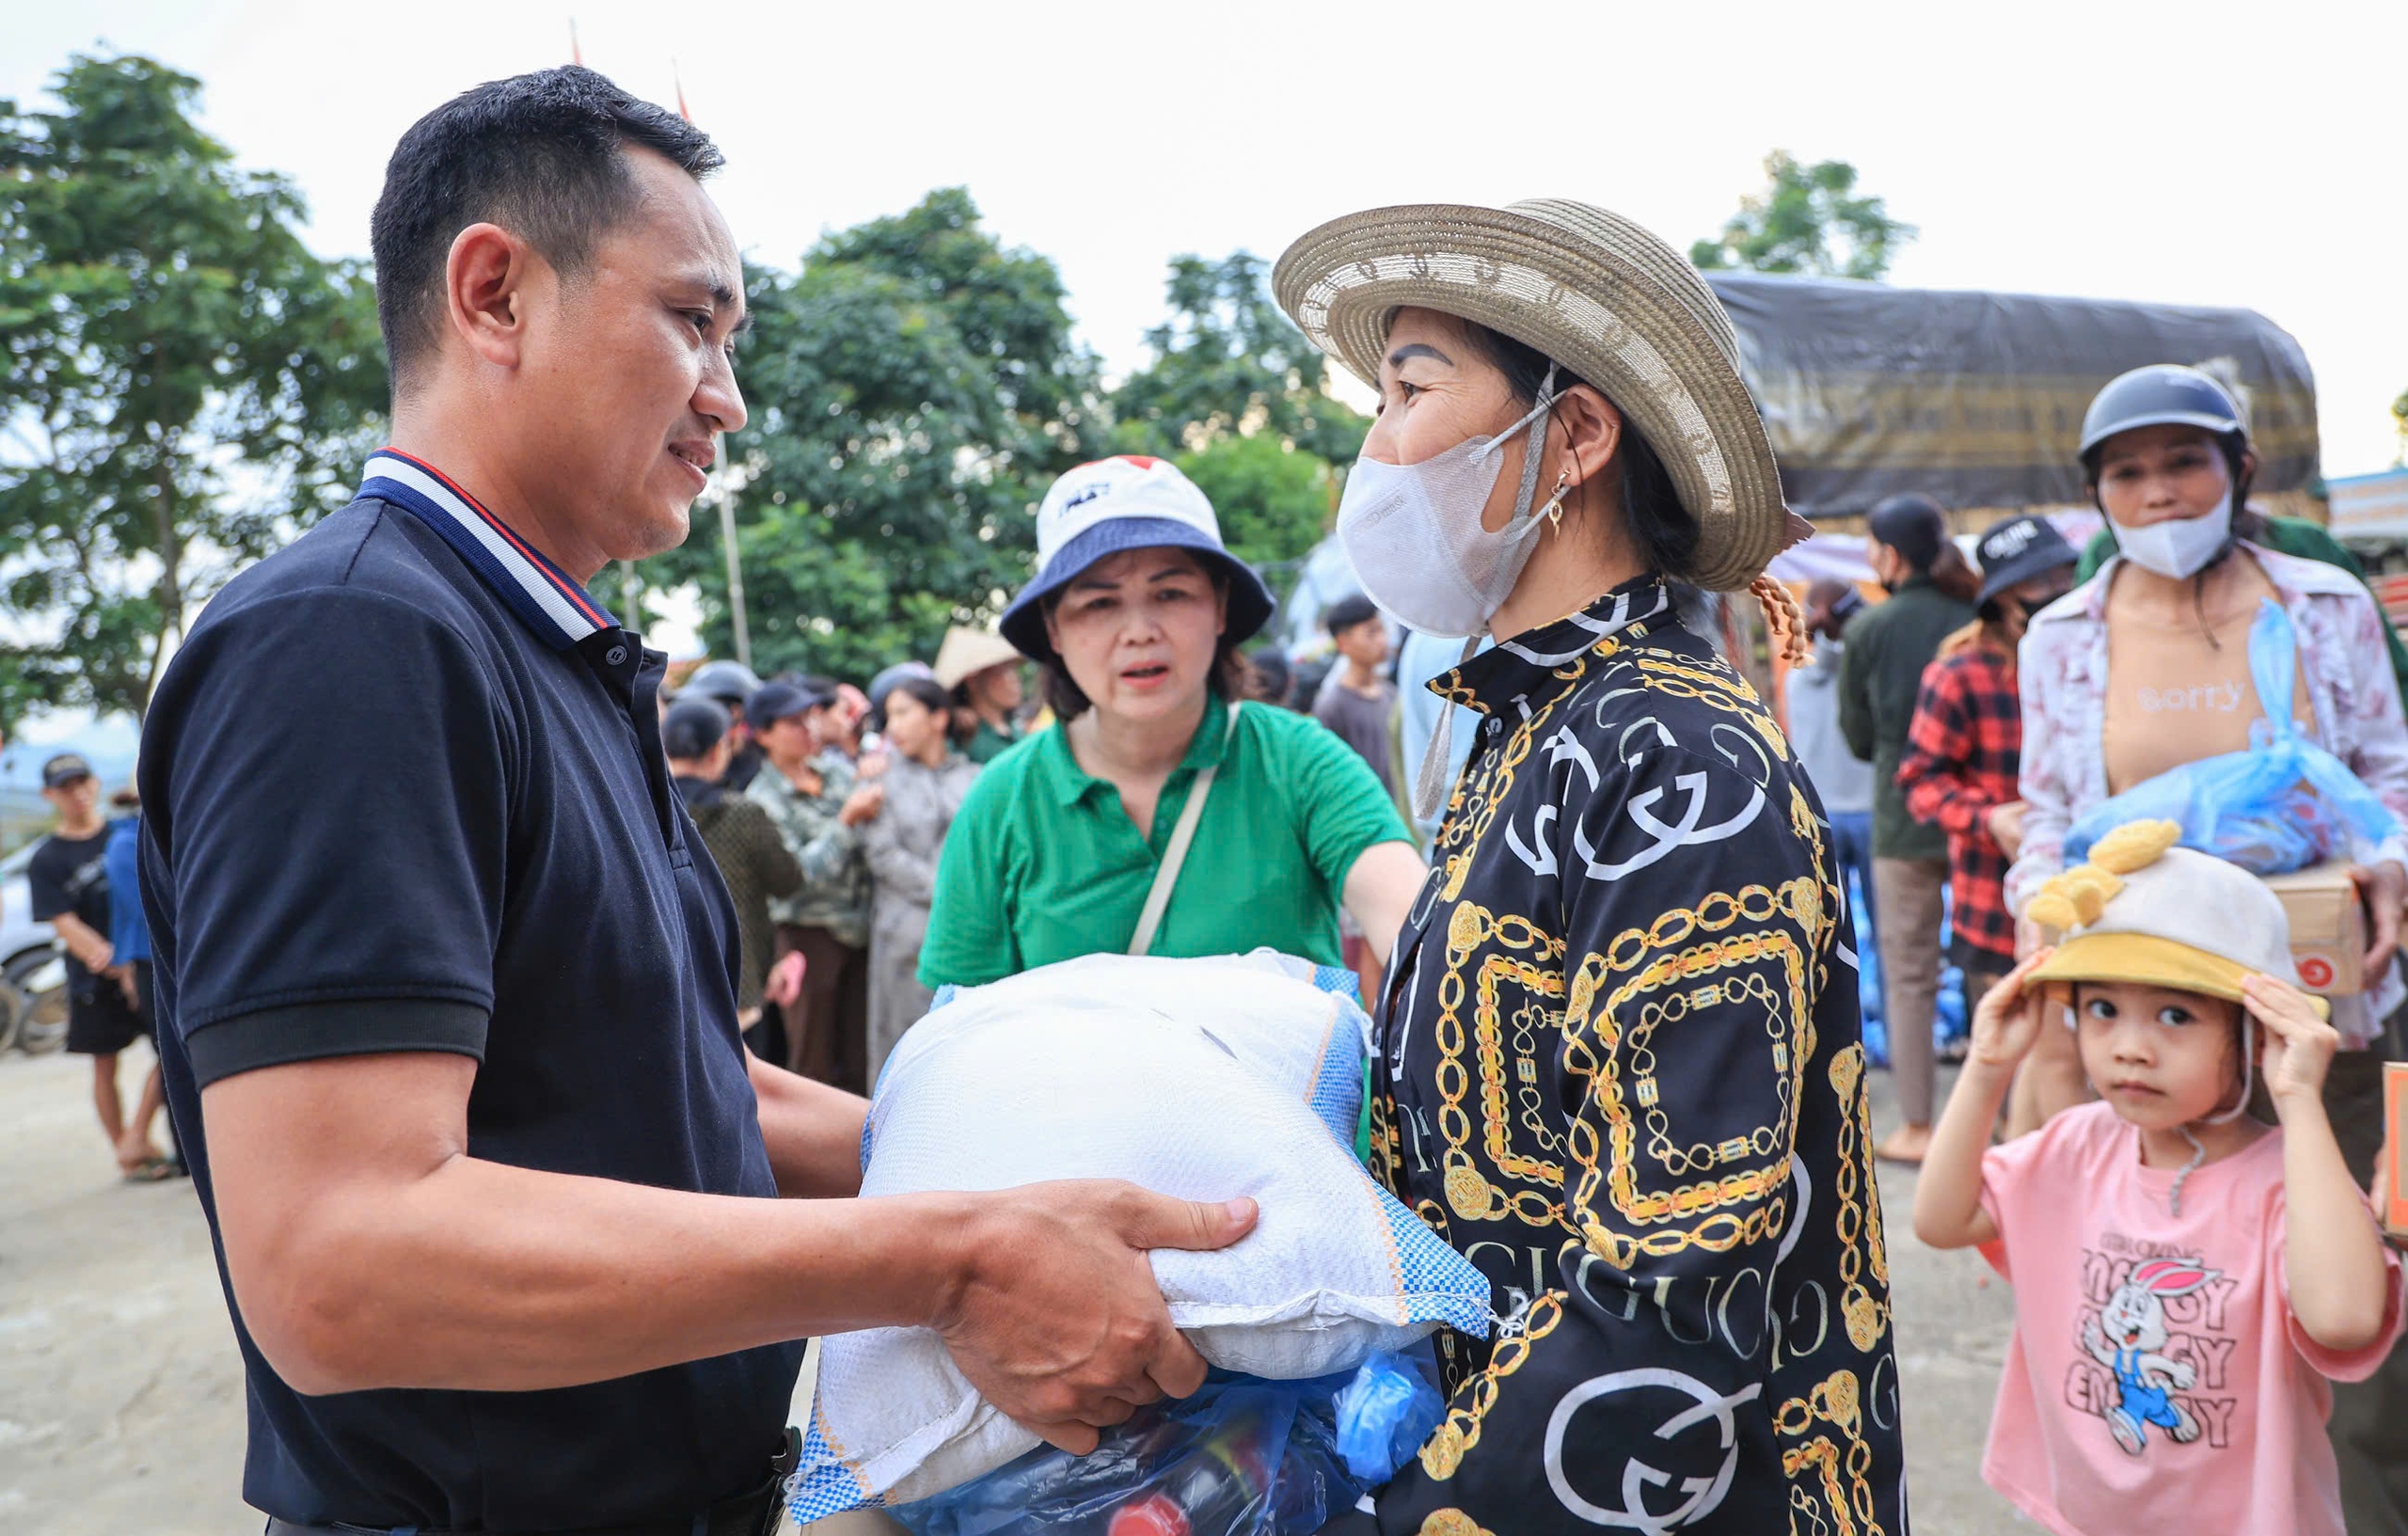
397 356 2408 1252
659 644 1021 1092
21 103 2408 1528
625 455 1431 1092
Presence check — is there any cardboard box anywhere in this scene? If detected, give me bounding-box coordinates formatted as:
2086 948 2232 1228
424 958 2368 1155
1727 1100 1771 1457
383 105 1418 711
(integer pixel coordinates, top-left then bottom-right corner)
2386 1063 2408 1239
2261 861 2367 996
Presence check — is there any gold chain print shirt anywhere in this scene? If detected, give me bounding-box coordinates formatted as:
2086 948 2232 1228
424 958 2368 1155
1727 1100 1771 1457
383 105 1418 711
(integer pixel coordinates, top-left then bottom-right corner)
1344 578 1907 1536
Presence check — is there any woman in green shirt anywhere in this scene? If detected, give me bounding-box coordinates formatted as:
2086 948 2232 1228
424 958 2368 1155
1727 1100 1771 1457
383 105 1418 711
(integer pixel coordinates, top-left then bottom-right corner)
920 455 1425 989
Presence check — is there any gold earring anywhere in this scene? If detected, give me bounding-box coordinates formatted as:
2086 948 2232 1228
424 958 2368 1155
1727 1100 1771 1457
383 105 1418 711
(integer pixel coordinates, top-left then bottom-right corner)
1542 470 1572 531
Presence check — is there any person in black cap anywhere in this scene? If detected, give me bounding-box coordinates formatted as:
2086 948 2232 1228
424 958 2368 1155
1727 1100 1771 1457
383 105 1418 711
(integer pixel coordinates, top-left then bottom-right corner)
1839 493 1979 1164
1897 515 2080 1138
664 698 803 1043
31 752 173 1179
744 677 880 1090
682 657 767 790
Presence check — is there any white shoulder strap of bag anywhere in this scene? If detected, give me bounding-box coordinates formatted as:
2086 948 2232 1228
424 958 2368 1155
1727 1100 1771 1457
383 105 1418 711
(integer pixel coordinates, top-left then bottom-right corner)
1128 701 1244 958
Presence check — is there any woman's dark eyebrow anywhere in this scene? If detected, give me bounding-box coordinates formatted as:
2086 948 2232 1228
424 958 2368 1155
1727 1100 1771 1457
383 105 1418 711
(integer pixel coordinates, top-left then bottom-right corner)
1388 341 1452 370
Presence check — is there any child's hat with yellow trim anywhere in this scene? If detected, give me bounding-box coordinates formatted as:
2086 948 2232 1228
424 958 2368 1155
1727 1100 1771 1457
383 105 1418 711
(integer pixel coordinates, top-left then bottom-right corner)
2026 819 2326 1017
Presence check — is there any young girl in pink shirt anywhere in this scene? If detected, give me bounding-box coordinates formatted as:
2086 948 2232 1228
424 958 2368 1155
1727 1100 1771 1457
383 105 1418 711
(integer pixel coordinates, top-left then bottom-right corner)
1915 819 2402 1536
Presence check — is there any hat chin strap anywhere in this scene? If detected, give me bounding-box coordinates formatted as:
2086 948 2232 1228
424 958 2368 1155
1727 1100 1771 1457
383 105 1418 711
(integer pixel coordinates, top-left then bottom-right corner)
2168 1022 2255 1217
2203 1021 2255 1125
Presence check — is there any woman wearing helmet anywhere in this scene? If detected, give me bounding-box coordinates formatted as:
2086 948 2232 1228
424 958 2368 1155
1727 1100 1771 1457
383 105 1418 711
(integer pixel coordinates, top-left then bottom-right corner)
917 455 1426 990
2009 363 2408 1052
1275 202 1902 1535
2007 362 2408 1530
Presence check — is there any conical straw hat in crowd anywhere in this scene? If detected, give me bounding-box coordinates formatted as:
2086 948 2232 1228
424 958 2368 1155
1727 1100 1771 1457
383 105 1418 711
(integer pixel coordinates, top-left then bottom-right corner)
932 626 1023 690
1273 199 1798 593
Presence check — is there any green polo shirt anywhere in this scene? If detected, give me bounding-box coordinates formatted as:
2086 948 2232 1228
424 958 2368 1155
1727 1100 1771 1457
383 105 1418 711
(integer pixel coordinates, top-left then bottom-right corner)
920 692 1413 988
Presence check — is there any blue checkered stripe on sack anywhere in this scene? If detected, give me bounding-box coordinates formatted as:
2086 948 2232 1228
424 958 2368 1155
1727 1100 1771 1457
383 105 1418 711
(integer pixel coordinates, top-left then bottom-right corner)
1303 963 1371 1145
785 1416 879 1526
1377 1186 1495 1338
1292 965 1489 1336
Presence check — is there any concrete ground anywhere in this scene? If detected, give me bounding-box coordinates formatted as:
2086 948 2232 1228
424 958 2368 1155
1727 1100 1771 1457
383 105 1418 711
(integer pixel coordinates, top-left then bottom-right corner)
0 1043 2027 1535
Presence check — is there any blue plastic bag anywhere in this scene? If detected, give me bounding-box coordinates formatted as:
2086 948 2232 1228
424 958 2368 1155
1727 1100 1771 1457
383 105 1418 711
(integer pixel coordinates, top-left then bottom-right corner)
1332 1350 1445 1485
2063 599 2397 875
887 1353 1442 1536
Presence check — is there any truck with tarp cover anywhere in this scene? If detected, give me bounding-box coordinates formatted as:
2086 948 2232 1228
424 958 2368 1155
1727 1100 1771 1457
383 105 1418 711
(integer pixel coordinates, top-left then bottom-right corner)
1703 272 2321 531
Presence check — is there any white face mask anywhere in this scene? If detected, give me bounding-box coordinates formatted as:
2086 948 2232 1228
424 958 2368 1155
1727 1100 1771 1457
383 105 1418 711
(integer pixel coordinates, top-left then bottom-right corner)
2109 493 2232 581
1334 372 1560 641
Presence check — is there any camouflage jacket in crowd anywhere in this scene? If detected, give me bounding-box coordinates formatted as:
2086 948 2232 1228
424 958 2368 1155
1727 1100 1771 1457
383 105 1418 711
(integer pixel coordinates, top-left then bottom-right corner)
744 749 872 948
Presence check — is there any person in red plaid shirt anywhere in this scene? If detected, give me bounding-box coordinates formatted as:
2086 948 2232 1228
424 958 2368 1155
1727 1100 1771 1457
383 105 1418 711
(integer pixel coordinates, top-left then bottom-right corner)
1900 513 2079 1137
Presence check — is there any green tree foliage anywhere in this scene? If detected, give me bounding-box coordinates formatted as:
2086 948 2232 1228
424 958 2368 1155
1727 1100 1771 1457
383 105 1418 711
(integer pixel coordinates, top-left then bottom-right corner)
0 54 386 725
1108 252 1369 592
652 188 1102 680
2393 385 2407 466
1173 433 1339 589
1110 252 1369 468
1690 151 1917 282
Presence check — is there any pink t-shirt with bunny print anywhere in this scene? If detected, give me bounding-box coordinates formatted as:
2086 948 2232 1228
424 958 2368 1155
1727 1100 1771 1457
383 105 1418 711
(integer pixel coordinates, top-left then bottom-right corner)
1976 1101 2402 1536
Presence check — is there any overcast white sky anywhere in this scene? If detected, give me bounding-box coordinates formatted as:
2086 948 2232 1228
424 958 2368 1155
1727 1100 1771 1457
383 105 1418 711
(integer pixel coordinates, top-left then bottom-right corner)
9 0 2405 478
4 0 2404 760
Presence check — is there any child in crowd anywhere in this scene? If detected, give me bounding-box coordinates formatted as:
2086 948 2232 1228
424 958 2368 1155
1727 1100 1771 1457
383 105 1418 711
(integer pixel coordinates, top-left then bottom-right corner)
1914 818 2401 1536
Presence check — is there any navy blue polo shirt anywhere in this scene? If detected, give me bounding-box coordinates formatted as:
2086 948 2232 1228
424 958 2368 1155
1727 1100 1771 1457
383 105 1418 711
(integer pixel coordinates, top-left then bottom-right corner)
138 449 802 1529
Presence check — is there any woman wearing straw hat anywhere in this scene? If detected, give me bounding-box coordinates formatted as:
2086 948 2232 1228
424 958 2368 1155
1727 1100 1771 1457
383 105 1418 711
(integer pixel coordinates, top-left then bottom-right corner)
918 454 1428 990
932 625 1030 765
1275 202 1904 1535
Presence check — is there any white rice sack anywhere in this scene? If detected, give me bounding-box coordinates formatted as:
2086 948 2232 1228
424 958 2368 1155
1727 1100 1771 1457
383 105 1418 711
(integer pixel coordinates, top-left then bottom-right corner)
787 952 1491 1521
907 950 1372 1140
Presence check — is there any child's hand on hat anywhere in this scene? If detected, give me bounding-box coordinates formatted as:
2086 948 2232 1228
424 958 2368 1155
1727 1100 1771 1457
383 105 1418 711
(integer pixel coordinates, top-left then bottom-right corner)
1969 947 2056 1072
2350 861 2405 978
2243 973 2339 1109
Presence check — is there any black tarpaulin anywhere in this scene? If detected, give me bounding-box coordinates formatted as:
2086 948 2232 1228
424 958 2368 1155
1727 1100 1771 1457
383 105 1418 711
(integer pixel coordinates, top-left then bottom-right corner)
1703 273 2319 518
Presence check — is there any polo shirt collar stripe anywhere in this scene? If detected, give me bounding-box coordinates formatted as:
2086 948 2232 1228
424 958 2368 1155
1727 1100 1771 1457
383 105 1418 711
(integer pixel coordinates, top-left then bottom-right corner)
358 449 618 651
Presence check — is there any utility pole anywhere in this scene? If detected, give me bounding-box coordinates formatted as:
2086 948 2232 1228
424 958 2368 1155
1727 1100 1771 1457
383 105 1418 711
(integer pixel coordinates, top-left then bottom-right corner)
617 560 642 633
717 476 752 668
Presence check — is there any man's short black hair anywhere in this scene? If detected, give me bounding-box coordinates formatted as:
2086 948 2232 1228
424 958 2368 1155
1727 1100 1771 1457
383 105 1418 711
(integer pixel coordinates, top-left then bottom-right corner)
370 66 724 390
1324 592 1382 636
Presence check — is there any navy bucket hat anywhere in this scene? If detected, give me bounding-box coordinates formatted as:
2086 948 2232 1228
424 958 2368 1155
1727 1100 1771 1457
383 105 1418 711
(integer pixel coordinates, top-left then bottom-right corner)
998 455 1275 663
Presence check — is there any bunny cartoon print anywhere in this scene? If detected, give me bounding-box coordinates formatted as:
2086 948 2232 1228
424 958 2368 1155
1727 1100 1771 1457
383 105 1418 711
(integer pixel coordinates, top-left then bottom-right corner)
2083 1257 2221 1454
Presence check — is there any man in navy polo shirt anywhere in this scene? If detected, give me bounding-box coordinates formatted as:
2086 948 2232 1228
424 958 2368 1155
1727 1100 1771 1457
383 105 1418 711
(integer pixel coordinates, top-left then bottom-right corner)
138 67 1253 1536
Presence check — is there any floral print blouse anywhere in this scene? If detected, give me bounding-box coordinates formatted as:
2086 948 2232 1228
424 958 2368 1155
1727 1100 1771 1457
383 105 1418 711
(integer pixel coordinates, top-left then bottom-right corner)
2008 544 2408 1043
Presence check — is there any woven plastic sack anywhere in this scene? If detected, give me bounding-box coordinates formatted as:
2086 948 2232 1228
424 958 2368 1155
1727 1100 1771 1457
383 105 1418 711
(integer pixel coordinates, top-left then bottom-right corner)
909 951 1372 1141
2064 599 2398 876
788 952 1490 1524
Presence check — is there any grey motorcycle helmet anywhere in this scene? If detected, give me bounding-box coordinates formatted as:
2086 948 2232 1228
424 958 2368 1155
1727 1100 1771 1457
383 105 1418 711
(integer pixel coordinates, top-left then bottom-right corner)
2078 364 2248 469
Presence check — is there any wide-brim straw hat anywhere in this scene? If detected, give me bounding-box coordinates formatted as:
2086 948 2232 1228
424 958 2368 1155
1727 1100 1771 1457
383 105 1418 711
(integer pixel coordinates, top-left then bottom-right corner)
932 626 1023 690
1273 199 1796 593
